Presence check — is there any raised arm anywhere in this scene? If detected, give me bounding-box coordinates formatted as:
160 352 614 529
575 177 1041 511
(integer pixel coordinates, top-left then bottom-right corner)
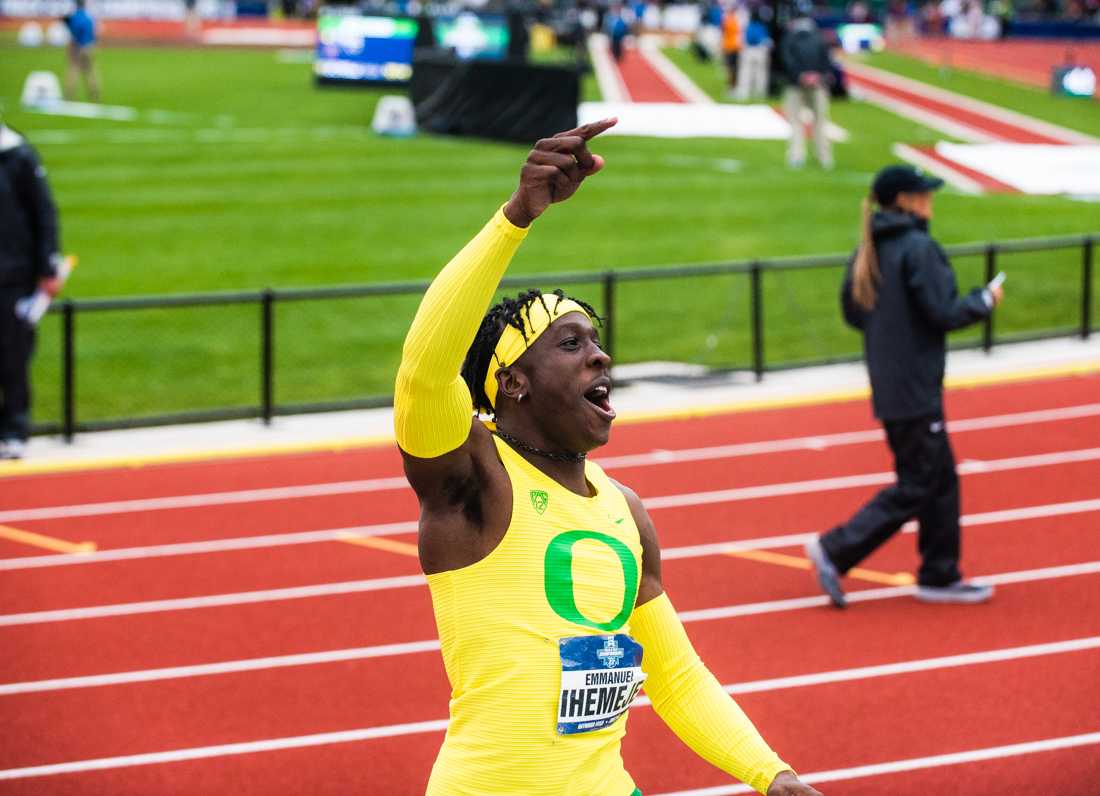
618 484 822 796
394 118 616 517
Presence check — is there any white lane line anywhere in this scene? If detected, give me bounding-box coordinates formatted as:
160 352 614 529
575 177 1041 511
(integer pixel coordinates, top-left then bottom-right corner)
690 636 1100 702
0 719 452 781
0 574 427 627
676 560 1100 623
587 33 631 102
0 640 443 695
2 638 1096 778
843 60 1100 145
654 732 1100 795
1 553 1096 631
4 491 1097 573
638 36 714 104
0 521 419 571
5 493 1097 573
4 588 1095 696
0 478 410 523
893 143 986 194
4 403 1097 524
644 446 1100 510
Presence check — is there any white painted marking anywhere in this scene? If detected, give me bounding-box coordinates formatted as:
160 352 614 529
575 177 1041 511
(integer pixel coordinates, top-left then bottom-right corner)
0 640 443 695
845 61 1100 145
893 142 986 194
4 402 1096 524
0 574 427 627
1 551 1096 629
587 33 631 102
0 478 410 524
644 446 1100 510
2 494 1097 574
631 636 1100 708
0 521 419 571
851 84 997 142
677 561 1100 623
0 634 1094 776
654 732 1100 795
639 37 714 104
0 719 452 781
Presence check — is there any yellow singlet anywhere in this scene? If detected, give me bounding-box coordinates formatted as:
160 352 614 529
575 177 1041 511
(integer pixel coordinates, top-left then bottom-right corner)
426 434 644 796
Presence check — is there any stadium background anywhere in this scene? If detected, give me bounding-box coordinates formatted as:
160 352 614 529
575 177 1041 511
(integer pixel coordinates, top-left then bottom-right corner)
1 2 1100 793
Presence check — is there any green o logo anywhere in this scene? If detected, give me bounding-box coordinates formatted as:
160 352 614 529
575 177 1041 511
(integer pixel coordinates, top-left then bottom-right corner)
543 530 638 631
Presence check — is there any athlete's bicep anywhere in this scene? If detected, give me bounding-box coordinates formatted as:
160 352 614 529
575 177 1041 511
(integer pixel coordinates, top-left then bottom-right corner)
614 480 664 606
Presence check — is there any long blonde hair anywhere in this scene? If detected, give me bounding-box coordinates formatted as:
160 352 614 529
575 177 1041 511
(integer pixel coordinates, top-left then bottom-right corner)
851 194 881 311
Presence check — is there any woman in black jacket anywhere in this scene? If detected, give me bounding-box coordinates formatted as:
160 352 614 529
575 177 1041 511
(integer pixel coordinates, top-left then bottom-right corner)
804 165 1004 608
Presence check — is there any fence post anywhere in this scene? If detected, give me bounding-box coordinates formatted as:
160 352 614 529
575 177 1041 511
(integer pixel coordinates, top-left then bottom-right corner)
602 270 616 364
750 262 764 382
982 244 996 353
261 289 275 425
1083 236 1094 340
61 299 76 443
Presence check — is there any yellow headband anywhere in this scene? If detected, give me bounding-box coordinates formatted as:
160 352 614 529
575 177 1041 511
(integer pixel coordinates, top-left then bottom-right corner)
484 296 592 412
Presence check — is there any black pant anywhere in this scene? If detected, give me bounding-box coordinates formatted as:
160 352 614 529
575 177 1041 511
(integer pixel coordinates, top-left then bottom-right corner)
0 290 36 442
821 414 963 588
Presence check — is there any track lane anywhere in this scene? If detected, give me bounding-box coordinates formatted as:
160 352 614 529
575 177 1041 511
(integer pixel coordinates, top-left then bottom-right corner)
4 373 1096 512
621 651 1100 792
2 412 1097 561
0 646 1095 791
2 551 1097 703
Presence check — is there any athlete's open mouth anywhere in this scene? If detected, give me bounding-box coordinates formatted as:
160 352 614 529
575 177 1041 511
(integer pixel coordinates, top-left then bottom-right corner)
583 378 616 419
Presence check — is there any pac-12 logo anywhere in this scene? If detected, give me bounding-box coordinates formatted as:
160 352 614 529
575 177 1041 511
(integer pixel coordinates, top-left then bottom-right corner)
530 489 549 515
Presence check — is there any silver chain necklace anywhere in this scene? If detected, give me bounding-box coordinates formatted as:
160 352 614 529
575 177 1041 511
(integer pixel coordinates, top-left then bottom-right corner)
494 430 586 463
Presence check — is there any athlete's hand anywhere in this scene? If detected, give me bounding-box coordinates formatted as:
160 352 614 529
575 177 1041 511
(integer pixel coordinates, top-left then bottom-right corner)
38 276 61 298
503 117 617 228
766 771 823 796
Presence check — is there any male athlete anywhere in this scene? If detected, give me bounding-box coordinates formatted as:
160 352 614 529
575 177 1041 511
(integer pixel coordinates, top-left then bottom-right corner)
395 118 821 795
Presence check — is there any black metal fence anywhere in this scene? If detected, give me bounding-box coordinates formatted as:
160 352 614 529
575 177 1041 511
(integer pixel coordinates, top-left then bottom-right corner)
33 232 1095 441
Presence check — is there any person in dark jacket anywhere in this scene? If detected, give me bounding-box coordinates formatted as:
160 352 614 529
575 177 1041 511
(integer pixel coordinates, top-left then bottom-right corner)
780 9 833 169
805 164 1004 608
0 120 61 459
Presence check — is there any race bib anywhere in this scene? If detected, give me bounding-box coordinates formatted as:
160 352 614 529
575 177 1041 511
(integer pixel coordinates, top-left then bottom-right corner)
557 634 646 735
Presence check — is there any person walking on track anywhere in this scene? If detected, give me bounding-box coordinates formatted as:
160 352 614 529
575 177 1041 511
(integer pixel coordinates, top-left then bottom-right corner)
393 118 822 796
805 164 1005 608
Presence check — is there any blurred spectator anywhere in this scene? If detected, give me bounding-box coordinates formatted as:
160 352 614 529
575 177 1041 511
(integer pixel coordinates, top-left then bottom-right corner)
184 0 201 38
0 119 61 460
692 0 724 62
735 11 771 99
720 2 742 97
780 8 833 169
605 2 630 61
63 0 100 102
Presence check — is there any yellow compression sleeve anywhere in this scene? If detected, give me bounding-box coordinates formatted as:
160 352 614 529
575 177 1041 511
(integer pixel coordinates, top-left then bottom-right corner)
631 592 791 795
394 207 529 458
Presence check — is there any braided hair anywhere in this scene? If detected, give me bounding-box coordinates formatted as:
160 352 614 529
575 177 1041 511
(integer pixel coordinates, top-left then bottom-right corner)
462 288 602 416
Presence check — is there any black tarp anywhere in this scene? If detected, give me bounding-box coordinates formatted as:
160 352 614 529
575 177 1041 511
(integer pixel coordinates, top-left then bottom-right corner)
410 53 579 143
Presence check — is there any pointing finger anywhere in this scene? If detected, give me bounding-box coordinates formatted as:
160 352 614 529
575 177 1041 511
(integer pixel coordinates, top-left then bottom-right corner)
552 117 618 142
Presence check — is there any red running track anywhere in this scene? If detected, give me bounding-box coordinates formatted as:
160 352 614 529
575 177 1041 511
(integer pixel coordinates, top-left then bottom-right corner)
0 370 1098 793
891 37 1100 98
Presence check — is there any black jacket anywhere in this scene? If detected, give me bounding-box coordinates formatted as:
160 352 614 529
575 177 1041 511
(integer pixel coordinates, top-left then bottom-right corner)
842 211 990 422
780 20 831 83
0 126 60 292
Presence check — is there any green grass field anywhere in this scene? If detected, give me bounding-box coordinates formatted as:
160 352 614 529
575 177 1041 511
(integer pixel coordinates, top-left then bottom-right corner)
0 38 1095 429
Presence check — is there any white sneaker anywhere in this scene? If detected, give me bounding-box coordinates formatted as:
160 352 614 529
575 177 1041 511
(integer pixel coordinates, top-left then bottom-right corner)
915 580 993 604
0 440 26 460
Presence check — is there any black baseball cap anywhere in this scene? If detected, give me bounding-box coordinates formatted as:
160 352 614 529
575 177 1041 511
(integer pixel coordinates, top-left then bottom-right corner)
871 164 944 206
